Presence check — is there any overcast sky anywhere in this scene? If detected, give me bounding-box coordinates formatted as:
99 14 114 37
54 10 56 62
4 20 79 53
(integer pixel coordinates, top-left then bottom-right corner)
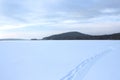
0 0 120 38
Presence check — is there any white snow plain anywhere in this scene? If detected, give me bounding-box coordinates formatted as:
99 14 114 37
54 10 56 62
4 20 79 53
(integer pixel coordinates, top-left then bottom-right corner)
0 41 120 80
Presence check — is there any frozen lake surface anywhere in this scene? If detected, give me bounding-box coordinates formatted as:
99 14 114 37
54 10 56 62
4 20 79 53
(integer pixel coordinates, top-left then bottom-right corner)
0 41 120 80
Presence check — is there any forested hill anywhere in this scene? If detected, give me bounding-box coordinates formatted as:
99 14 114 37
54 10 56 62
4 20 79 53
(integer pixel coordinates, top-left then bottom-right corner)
42 32 120 40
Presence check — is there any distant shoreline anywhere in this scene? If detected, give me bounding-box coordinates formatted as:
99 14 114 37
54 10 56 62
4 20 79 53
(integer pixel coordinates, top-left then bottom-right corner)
0 31 120 40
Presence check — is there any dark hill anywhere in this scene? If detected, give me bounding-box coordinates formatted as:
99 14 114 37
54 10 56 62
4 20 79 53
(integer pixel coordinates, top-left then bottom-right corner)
42 32 120 40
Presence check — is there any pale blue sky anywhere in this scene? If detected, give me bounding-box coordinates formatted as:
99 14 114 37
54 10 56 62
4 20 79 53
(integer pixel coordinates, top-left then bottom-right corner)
0 0 120 38
0 41 120 80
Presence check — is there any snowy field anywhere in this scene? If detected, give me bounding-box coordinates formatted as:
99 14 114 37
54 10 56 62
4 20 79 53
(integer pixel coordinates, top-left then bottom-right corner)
0 41 120 80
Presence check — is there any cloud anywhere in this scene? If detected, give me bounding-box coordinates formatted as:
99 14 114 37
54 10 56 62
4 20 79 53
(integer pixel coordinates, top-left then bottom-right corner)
0 0 120 38
1 0 29 22
1 0 120 22
100 8 118 14
0 24 29 31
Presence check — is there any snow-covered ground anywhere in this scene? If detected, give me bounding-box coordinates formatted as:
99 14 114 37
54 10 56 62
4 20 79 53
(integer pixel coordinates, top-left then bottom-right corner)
0 41 120 80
